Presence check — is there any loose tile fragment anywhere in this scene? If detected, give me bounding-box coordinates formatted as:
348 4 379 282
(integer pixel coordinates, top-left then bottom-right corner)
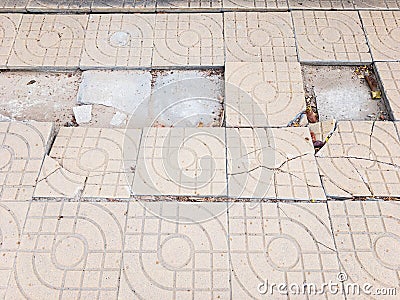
293 11 371 63
7 202 126 299
317 121 400 198
27 0 91 11
361 11 400 61
0 14 22 67
0 122 53 201
110 111 127 126
229 202 340 299
34 156 86 198
120 202 230 299
227 127 326 200
224 12 297 62
0 203 29 299
308 120 336 142
49 127 141 199
223 0 288 9
8 14 88 69
329 201 400 299
81 14 155 68
288 0 354 9
375 62 400 120
156 0 222 11
225 62 305 127
133 127 227 197
73 105 92 124
153 13 224 67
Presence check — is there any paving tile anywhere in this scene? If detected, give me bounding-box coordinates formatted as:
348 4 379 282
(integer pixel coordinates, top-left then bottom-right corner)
329 201 400 299
0 14 21 68
119 201 230 299
361 11 400 62
288 0 355 9
317 121 400 198
6 202 127 299
354 0 400 9
0 0 27 11
227 127 326 200
156 0 222 11
80 14 155 69
229 202 342 299
8 14 88 69
153 13 224 67
133 127 227 197
0 203 29 298
225 62 305 127
91 0 156 11
27 0 92 11
375 62 400 120
222 0 288 10
224 12 297 62
0 122 53 201
48 127 142 199
293 11 371 63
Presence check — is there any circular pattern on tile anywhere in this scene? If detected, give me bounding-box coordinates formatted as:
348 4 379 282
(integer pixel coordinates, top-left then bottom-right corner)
53 235 87 269
249 29 271 47
109 31 131 47
320 27 342 43
346 144 377 168
78 148 108 172
159 234 194 270
178 30 200 47
389 27 400 43
38 31 61 48
253 82 277 102
266 235 300 270
177 147 197 170
0 146 12 169
373 233 400 270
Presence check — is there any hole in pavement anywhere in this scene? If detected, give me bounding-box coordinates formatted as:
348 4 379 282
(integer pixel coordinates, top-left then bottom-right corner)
301 65 390 122
0 68 224 129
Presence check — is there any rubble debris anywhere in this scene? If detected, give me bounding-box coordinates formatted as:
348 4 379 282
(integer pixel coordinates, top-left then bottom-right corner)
73 105 92 125
306 106 318 123
355 65 382 99
110 111 127 127
26 79 36 85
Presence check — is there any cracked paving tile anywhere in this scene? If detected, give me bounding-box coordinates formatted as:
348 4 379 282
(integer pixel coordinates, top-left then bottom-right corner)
5 202 127 299
288 0 355 9
156 0 222 11
375 62 400 120
0 203 29 298
119 201 230 299
361 11 400 62
227 127 326 200
80 14 155 69
317 121 400 198
152 13 224 67
292 11 371 63
225 62 305 127
0 14 22 68
222 0 288 9
91 0 156 11
354 0 400 9
48 127 141 199
26 0 92 11
329 201 400 299
132 127 227 197
0 122 53 201
7 14 88 69
0 0 27 11
224 12 297 62
229 202 342 299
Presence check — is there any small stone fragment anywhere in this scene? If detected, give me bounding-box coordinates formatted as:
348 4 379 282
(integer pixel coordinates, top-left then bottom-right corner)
110 111 127 127
73 105 92 124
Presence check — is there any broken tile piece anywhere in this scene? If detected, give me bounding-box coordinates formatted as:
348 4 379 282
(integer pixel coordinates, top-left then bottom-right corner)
317 121 400 198
77 70 152 114
73 105 92 124
0 122 53 201
132 127 227 197
224 12 297 62
376 62 400 120
308 120 336 142
329 201 400 298
293 11 371 63
229 202 340 299
34 156 86 198
360 11 400 61
110 111 127 126
225 62 305 127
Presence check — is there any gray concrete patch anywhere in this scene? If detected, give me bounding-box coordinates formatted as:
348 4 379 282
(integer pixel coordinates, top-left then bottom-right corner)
302 65 388 121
